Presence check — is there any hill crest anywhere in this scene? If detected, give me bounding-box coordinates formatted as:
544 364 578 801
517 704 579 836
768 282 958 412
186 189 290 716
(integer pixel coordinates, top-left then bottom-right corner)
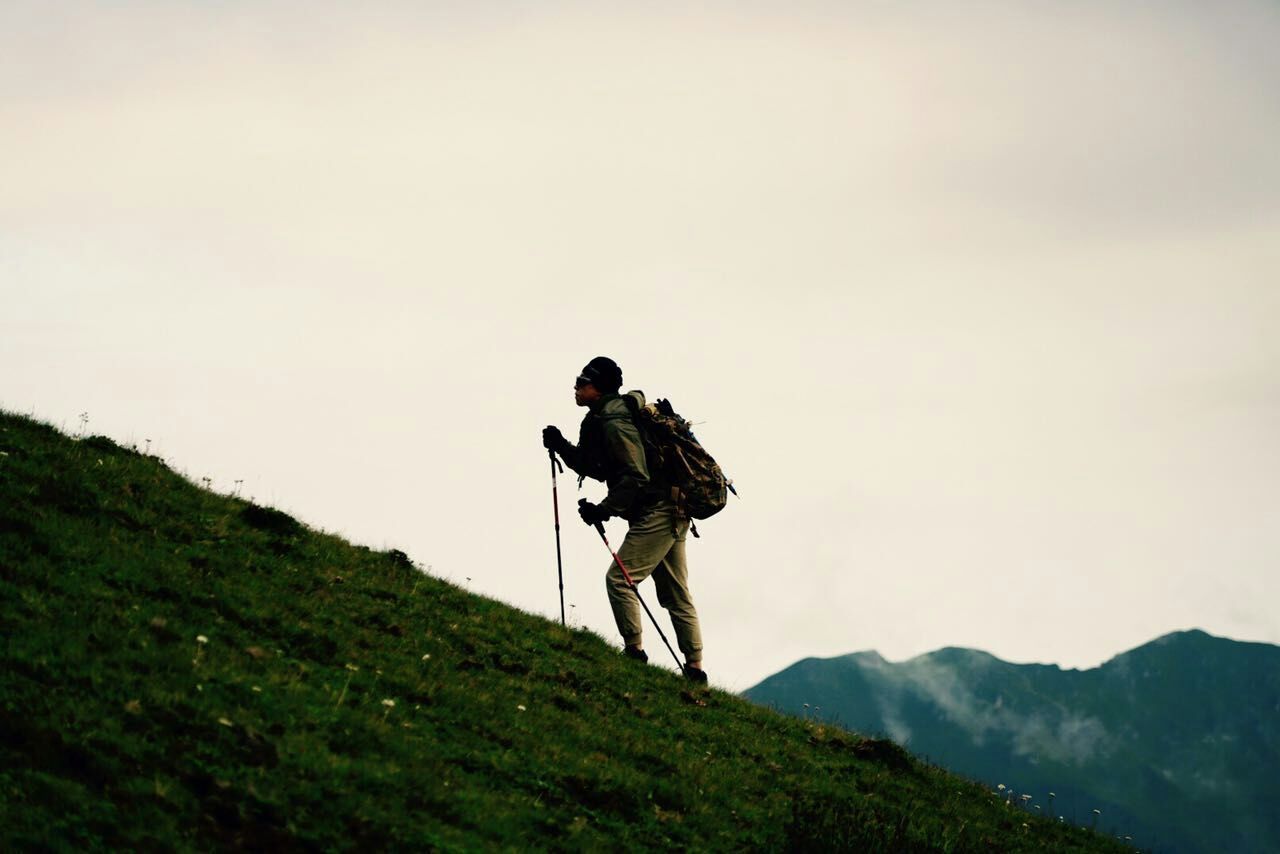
0 410 1131 851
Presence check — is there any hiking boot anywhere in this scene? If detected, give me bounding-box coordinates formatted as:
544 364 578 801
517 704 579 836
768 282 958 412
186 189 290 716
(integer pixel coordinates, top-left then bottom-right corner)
684 665 708 685
623 646 649 664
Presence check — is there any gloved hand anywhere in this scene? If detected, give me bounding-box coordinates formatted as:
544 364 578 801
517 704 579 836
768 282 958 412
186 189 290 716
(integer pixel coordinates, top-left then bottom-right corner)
542 425 570 453
577 499 611 525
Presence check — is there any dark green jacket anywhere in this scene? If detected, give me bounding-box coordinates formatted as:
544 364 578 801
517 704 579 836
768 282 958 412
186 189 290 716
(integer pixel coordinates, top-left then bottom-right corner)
559 390 661 521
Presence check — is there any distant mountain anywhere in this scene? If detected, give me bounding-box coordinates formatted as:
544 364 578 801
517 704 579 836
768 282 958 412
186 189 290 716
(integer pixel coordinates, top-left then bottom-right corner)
745 631 1280 854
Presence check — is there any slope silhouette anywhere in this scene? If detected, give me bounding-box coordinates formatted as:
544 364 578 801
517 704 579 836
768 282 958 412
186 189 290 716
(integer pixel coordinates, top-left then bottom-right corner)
0 410 1132 851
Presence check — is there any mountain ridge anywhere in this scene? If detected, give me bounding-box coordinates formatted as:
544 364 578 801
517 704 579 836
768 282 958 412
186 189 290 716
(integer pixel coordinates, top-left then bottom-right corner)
806 628 1267 675
745 629 1280 853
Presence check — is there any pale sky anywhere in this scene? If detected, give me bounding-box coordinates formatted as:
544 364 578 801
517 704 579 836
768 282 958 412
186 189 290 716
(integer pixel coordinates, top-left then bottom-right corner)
4 1 1278 690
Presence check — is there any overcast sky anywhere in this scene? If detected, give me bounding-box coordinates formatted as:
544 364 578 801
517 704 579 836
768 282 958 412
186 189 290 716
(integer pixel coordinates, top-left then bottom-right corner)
4 1 1278 690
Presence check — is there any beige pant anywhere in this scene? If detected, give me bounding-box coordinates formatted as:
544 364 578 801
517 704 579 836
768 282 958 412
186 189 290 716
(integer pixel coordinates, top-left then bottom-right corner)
605 502 703 661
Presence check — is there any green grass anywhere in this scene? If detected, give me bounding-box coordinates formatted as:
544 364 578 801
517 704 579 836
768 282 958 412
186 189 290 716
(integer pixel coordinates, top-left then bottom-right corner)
0 410 1133 851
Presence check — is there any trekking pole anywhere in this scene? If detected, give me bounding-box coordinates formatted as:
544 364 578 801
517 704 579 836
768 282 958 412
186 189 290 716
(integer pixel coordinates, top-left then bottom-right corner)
549 450 566 627
588 516 686 675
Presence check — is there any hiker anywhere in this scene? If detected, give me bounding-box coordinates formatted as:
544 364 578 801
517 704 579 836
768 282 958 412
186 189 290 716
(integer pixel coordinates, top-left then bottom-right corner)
542 356 708 684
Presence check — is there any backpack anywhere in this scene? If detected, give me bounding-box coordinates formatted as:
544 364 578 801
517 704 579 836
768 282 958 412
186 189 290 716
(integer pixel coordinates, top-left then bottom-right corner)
625 396 736 534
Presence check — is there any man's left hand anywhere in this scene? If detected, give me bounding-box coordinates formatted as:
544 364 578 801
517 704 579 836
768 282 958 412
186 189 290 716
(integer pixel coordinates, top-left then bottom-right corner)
577 500 611 525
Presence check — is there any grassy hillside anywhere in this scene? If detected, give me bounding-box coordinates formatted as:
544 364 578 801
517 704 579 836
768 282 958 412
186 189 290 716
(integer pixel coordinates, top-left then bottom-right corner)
0 410 1133 851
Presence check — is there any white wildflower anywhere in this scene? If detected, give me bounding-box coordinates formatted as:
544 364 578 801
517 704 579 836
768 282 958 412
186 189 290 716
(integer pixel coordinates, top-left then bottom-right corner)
382 698 396 708
218 717 233 727
196 635 208 644
517 704 527 712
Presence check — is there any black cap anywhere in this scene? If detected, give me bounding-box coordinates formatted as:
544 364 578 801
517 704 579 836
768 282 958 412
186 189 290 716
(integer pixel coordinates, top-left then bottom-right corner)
577 356 623 394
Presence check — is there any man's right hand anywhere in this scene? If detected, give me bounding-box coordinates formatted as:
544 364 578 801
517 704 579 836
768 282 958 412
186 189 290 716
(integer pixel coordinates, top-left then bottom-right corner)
542 425 570 453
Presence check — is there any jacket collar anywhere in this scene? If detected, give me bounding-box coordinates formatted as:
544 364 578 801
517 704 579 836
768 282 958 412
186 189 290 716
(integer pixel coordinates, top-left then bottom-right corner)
588 392 620 413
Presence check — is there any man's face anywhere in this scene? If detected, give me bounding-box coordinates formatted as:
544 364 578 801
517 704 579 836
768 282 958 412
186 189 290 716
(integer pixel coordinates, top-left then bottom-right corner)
574 379 602 407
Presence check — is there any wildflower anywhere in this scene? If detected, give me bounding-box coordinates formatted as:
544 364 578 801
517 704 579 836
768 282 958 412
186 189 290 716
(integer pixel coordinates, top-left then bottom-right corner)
382 699 396 708
997 784 1006 790
218 717 233 727
335 666 359 708
197 635 209 645
517 704 527 712
421 654 431 661
252 686 262 693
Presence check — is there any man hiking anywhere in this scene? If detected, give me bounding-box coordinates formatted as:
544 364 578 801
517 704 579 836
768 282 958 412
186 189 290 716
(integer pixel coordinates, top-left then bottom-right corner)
542 356 708 684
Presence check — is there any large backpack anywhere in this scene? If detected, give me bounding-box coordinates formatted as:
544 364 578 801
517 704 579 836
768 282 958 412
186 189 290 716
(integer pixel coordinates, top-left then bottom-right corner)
625 396 736 533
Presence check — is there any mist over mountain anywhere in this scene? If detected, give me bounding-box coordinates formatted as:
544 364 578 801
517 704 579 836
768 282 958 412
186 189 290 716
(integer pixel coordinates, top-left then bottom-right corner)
745 630 1280 853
